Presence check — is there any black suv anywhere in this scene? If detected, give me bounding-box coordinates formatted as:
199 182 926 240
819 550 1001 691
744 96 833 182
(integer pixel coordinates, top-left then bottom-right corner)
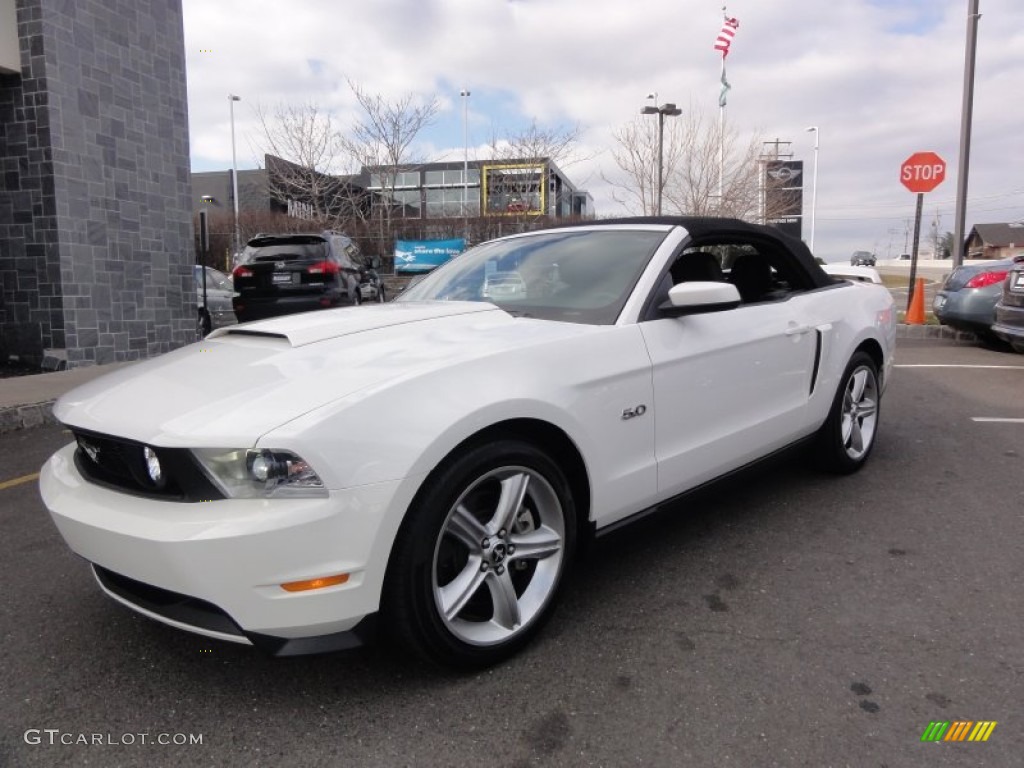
232 232 373 322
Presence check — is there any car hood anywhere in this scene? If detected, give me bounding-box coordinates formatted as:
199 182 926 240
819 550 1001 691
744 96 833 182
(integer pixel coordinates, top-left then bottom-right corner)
54 302 596 447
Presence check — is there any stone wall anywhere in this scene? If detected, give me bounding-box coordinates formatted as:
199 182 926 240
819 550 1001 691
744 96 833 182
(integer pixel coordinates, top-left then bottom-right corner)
0 0 194 368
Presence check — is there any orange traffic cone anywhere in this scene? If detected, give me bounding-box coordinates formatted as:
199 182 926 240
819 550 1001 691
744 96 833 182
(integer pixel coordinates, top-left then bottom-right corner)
906 277 926 325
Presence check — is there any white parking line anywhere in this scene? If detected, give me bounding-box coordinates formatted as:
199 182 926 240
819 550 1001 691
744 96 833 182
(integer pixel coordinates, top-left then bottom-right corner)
895 364 1024 370
971 417 1024 424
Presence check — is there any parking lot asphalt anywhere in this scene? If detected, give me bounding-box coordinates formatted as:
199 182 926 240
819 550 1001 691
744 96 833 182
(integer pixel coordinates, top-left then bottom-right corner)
1 336 1022 767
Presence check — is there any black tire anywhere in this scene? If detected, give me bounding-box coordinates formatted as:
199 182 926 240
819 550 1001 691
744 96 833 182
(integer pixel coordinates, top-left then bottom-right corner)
377 285 387 303
814 351 880 474
382 439 576 669
197 310 211 337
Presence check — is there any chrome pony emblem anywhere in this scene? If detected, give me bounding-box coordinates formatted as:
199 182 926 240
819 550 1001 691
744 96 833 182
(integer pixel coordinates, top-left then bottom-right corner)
78 439 101 462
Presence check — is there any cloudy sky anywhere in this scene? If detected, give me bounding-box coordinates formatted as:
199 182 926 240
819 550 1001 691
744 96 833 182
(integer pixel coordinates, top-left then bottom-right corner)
182 0 1023 261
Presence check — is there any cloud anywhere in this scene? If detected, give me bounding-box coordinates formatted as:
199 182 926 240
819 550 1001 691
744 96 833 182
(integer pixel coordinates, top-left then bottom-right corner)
183 0 1024 259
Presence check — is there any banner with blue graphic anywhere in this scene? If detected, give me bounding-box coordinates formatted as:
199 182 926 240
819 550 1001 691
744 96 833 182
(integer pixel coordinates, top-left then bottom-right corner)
394 238 465 273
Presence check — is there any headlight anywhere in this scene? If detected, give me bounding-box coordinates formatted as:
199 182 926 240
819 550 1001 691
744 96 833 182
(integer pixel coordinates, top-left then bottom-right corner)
191 448 328 499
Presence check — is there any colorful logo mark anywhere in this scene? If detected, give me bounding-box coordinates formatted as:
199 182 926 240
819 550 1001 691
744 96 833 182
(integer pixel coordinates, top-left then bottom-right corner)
921 721 997 742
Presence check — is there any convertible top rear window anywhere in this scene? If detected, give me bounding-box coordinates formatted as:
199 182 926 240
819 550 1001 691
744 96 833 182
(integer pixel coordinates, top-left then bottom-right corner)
397 229 667 325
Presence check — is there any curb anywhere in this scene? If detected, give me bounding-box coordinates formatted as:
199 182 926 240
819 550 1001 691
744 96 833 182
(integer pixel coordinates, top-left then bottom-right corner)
894 324 977 343
0 401 59 436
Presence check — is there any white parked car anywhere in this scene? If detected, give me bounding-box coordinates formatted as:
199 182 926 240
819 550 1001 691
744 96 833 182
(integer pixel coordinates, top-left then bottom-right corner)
481 271 528 300
40 218 896 668
194 265 237 336
822 263 883 284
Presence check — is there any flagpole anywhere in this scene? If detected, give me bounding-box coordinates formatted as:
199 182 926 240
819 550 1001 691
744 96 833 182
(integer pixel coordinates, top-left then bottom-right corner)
719 56 725 212
714 6 736 214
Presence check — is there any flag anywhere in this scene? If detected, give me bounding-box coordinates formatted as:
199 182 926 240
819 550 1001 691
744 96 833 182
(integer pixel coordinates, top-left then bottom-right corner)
719 70 731 108
715 14 739 106
714 16 740 57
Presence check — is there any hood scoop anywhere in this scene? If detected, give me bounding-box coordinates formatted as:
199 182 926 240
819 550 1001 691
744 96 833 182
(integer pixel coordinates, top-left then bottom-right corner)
207 301 501 347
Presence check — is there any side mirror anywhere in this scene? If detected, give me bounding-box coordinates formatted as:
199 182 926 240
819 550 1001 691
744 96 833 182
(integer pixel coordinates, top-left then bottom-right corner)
659 282 741 316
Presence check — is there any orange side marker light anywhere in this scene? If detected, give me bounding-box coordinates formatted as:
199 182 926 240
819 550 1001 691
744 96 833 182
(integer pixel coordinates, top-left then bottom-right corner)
280 573 349 592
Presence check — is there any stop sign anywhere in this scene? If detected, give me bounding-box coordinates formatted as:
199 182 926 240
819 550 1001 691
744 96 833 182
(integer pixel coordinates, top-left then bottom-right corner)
900 151 946 193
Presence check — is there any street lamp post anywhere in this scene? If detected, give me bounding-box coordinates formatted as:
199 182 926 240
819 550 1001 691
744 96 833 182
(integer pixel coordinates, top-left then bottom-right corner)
229 94 241 256
460 88 470 232
805 126 819 253
641 101 682 216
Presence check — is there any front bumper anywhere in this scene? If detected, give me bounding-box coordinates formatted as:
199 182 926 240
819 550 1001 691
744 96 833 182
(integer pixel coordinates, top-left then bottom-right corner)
40 442 406 651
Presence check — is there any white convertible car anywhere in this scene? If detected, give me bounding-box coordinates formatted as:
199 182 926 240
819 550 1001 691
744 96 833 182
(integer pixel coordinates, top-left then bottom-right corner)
40 218 896 668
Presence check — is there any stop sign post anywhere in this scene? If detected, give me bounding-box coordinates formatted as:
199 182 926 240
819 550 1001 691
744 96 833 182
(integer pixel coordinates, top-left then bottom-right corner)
900 151 947 312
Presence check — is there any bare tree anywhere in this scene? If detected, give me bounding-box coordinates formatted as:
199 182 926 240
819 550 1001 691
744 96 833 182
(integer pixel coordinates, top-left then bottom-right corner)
605 117 686 215
340 80 439 259
254 101 357 222
487 120 586 166
607 102 780 221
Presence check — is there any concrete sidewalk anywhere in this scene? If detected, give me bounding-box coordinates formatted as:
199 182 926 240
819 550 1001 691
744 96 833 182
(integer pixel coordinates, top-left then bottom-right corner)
0 361 135 434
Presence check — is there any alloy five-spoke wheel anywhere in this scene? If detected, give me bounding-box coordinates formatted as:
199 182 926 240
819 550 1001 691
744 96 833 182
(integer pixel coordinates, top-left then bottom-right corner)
383 440 576 668
432 466 565 647
840 363 878 461
815 350 880 473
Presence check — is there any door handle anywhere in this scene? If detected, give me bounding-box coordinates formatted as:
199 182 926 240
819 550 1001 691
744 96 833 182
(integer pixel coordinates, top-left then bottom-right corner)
785 324 812 336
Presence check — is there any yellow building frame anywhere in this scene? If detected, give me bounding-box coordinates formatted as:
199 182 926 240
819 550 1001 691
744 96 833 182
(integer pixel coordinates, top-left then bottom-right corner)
481 163 547 216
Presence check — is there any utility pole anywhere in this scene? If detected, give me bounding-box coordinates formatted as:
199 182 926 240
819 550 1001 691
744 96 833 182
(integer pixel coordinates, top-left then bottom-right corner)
952 0 981 267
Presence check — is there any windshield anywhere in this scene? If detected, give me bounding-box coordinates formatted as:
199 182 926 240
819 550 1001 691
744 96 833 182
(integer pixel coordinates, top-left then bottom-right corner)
396 229 667 324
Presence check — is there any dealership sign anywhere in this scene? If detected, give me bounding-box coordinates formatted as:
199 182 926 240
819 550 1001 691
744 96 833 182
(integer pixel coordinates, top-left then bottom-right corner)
394 238 466 273
763 160 804 241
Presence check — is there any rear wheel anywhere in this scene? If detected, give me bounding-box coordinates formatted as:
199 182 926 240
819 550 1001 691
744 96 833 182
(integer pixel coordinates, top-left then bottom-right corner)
382 440 575 668
197 309 211 337
814 351 880 473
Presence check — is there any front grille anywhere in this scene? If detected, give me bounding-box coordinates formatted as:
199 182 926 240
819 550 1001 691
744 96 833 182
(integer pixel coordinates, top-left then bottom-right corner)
70 428 224 502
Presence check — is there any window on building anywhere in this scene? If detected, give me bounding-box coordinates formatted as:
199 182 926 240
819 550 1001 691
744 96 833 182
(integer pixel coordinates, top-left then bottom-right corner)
424 169 481 187
368 170 420 189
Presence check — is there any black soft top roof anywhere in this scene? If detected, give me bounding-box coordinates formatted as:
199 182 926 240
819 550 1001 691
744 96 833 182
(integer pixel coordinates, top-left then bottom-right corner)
589 216 831 289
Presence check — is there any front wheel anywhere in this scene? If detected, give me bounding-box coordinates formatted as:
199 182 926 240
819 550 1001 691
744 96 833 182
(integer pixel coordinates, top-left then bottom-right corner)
197 309 211 337
814 351 880 473
382 440 576 668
